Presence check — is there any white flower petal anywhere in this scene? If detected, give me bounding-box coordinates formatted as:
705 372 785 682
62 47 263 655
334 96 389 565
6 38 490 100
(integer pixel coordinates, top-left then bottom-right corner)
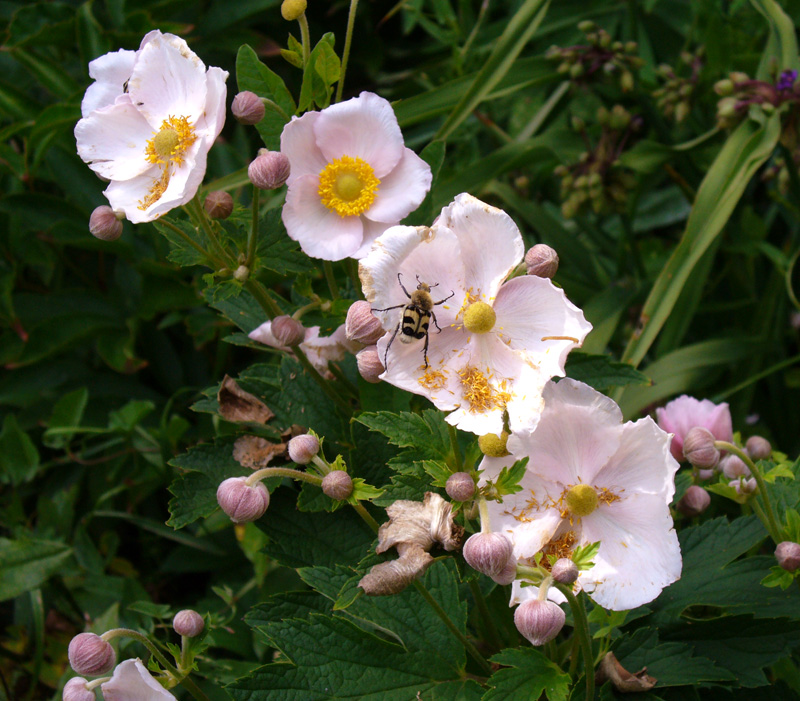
101 659 176 701
510 580 566 606
365 148 432 223
283 175 364 260
579 493 681 610
436 193 524 299
313 92 404 178
493 275 592 379
249 320 291 351
351 218 389 260
82 49 137 116
281 111 329 184
75 97 155 181
196 66 229 141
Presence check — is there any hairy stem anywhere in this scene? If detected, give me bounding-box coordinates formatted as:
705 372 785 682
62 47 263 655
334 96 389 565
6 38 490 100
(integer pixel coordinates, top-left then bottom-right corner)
335 0 359 103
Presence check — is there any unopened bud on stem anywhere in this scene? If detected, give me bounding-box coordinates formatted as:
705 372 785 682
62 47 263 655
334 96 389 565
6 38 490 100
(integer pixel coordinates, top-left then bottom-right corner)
462 532 513 577
551 558 579 584
68 633 116 676
173 609 204 637
346 301 385 344
745 435 772 461
676 485 710 517
356 346 384 383
62 678 95 701
683 427 720 469
204 190 234 219
721 454 749 479
775 541 800 572
248 151 291 190
287 434 320 464
322 470 353 500
216 477 270 523
524 244 559 278
89 206 123 241
272 315 306 347
232 91 266 125
445 472 475 502
514 599 565 646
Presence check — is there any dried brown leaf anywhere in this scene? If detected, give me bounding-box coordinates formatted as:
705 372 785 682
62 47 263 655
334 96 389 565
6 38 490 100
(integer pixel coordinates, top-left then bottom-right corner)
596 652 657 692
233 435 286 469
358 546 433 596
217 375 274 424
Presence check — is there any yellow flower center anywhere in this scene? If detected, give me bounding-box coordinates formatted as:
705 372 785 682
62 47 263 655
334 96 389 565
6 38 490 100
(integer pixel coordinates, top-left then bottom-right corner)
564 484 598 517
478 431 510 457
139 115 197 211
463 301 496 333
459 367 511 414
318 156 380 217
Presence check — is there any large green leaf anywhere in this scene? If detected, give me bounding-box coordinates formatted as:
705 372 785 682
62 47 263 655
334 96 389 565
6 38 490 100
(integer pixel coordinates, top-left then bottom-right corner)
0 537 72 601
484 648 571 700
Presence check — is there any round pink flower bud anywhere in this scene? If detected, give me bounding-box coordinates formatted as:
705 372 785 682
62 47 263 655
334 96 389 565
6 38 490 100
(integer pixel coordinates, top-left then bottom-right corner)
524 244 559 278
271 315 305 347
287 433 320 464
232 91 266 125
683 427 720 469
321 470 353 500
514 599 566 646
356 346 384 383
63 678 94 701
462 532 514 578
68 632 116 676
345 301 385 345
551 558 578 584
204 190 234 220
721 454 749 480
445 472 476 502
697 468 715 480
775 541 800 572
745 435 772 461
89 206 123 241
216 477 270 523
491 555 518 585
248 151 291 190
173 609 204 637
676 485 711 517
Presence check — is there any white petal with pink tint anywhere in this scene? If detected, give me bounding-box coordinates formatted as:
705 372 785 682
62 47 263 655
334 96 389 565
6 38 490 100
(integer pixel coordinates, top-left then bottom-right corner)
101 659 175 701
365 148 433 223
656 395 733 462
280 112 328 184
81 49 137 116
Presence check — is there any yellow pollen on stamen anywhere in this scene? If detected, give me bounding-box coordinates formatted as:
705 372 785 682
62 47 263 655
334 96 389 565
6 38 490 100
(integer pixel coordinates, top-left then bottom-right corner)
318 155 380 217
418 368 447 391
565 484 599 517
541 531 578 563
139 115 197 211
541 335 580 343
458 366 511 414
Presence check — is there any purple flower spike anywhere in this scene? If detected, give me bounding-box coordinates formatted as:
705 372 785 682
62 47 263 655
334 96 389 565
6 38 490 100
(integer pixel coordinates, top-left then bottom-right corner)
776 69 797 92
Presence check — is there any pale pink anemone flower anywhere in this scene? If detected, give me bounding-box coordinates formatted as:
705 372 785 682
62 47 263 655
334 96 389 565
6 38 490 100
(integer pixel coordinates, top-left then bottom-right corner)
75 31 228 223
101 659 176 700
249 321 359 377
280 91 432 261
359 193 591 436
482 378 682 611
656 395 733 463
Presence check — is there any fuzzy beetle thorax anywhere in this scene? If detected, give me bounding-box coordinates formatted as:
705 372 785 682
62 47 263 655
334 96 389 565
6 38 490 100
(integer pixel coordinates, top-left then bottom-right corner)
410 288 433 311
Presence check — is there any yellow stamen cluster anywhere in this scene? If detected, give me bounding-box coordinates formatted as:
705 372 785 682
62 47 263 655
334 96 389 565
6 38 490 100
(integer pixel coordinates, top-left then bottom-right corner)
463 301 496 334
418 368 447 391
139 115 197 211
541 531 578 562
459 367 511 413
318 156 380 217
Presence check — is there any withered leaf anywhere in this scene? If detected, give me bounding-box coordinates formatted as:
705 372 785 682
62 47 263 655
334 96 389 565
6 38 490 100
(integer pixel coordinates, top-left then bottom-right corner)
233 435 286 469
217 375 274 424
358 546 433 596
595 652 657 692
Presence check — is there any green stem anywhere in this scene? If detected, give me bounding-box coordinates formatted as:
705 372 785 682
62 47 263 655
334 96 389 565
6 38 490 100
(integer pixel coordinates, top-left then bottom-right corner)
185 197 234 268
448 424 463 472
516 81 569 142
477 497 491 533
323 260 340 300
246 185 260 268
468 579 503 652
246 466 323 487
412 580 493 676
335 0 359 103
298 13 311 66
351 500 381 533
560 589 595 701
715 441 783 542
159 219 225 270
347 259 364 298
245 279 283 319
179 635 190 673
459 0 491 62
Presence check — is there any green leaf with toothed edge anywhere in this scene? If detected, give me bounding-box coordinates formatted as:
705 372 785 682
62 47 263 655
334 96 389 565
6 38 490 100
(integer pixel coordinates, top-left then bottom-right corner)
484 648 570 701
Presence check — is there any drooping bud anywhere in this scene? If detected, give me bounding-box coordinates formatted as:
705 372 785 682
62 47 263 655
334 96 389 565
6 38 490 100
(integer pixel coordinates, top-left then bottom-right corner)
676 485 710 517
233 265 249 282
478 431 510 457
173 609 204 637
231 91 266 125
63 678 94 701
733 477 756 496
551 558 579 584
271 315 306 347
287 433 320 464
462 532 514 578
514 599 566 646
346 300 385 345
524 244 559 278
68 632 116 676
89 206 123 241
356 346 384 383
721 454 749 479
204 190 234 220
216 477 270 523
321 470 353 501
248 151 291 190
745 435 772 461
491 555 518 585
281 0 307 20
775 541 800 572
683 427 720 469
445 472 476 502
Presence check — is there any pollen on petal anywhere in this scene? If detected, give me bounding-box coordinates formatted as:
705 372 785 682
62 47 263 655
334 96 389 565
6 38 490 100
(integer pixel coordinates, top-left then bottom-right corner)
459 366 511 414
139 115 197 210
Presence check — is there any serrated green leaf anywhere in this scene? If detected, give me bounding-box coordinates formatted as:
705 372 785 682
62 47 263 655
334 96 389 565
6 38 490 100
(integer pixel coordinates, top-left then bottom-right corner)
255 208 315 276
491 458 528 497
297 480 340 512
356 410 450 460
298 33 338 111
0 537 72 601
0 414 40 485
565 353 651 391
485 647 570 701
349 478 384 502
152 219 213 268
422 459 452 488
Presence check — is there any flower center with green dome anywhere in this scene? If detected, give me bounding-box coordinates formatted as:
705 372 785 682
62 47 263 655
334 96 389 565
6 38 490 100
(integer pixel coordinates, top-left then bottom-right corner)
318 156 380 217
565 484 599 517
139 115 197 211
463 301 496 333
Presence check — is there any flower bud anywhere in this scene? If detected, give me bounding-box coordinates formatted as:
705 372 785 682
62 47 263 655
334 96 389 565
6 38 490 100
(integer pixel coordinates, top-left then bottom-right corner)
173 609 204 637
68 632 116 676
745 435 771 461
346 300 385 344
204 190 234 220
491 555 518 585
231 91 266 125
281 0 307 20
63 678 94 701
445 472 476 502
248 151 291 190
233 265 249 282
524 244 559 278
462 532 513 577
514 599 566 646
551 558 579 584
271 315 306 347
683 427 720 469
733 476 756 496
89 206 123 241
356 346 384 383
775 541 800 572
713 78 735 96
478 431 510 457
676 485 710 517
216 477 270 523
287 433 320 464
322 470 353 500
721 454 749 479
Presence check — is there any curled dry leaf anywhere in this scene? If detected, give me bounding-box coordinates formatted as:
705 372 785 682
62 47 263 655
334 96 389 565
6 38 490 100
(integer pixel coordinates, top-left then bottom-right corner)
217 376 274 424
233 436 286 469
358 546 433 596
595 652 657 693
